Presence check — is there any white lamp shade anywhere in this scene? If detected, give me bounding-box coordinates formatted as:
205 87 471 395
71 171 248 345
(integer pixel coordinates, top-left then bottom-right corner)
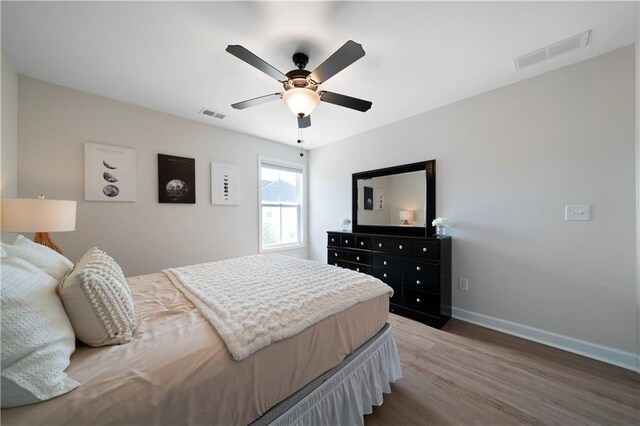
399 210 414 221
283 88 320 117
1 198 76 232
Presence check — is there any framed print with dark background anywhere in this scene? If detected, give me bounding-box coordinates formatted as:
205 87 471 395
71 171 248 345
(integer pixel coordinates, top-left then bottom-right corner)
364 186 374 210
158 154 196 204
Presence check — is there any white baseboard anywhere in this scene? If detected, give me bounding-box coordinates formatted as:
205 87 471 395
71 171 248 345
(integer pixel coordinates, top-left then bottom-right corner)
451 307 640 373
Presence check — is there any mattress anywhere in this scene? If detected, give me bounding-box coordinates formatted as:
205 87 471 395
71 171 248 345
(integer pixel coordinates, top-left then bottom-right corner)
2 271 389 425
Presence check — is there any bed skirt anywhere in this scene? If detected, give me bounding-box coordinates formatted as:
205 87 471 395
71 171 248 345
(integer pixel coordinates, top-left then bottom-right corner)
253 324 402 426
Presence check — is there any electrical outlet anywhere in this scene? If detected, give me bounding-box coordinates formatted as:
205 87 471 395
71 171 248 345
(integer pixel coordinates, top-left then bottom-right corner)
458 277 469 292
565 205 590 221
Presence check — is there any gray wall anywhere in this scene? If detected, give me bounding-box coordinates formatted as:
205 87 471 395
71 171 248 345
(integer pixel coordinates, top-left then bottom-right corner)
309 46 638 356
1 51 18 243
1 51 18 197
18 77 308 275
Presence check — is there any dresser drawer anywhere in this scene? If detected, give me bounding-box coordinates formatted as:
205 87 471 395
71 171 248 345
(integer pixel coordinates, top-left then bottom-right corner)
402 261 440 293
403 288 440 316
371 255 402 271
355 236 372 250
350 252 371 265
328 249 349 261
329 260 349 268
340 235 356 248
390 239 412 255
372 267 402 286
372 237 392 253
327 233 341 247
413 240 439 260
348 264 371 275
372 237 411 255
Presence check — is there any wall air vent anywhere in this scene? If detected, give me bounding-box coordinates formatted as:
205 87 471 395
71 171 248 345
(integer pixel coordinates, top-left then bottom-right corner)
513 30 590 70
199 108 226 119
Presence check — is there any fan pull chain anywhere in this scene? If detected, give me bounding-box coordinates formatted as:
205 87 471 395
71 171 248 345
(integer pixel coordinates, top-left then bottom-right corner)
297 128 304 157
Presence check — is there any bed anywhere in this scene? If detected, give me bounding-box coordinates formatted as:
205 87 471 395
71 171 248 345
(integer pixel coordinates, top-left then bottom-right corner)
1 253 402 425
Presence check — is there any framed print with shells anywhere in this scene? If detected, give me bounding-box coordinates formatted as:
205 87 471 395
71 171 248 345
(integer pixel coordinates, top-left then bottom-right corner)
158 154 196 204
211 162 240 205
84 142 137 202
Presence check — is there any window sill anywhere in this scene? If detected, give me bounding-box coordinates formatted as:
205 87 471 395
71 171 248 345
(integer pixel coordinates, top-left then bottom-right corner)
260 243 306 254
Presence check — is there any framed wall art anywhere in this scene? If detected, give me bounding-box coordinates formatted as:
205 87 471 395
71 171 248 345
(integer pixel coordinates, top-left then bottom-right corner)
84 142 137 202
373 188 385 211
211 162 240 205
363 186 374 210
158 154 196 204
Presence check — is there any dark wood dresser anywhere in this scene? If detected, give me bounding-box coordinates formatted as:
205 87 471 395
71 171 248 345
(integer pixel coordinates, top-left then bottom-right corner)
327 231 451 328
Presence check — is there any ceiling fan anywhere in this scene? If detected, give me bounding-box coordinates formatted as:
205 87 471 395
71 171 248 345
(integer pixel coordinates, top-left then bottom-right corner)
226 40 372 130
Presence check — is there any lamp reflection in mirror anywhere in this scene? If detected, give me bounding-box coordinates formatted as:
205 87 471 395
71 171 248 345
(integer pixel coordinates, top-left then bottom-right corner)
1 195 76 254
283 88 320 117
399 210 414 226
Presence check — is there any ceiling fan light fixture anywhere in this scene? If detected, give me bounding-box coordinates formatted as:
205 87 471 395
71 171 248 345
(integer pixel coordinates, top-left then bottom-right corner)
283 88 320 117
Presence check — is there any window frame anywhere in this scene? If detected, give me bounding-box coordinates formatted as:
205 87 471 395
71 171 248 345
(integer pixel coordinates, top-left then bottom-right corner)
258 156 306 253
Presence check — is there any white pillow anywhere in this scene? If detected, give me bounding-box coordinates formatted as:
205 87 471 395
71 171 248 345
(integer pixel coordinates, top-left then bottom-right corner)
2 234 73 281
1 256 79 408
58 247 137 347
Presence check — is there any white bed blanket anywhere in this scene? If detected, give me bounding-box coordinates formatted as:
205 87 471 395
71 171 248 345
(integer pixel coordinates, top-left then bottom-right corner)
163 254 392 361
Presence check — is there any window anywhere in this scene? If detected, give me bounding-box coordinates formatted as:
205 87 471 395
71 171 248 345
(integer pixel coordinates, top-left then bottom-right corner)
259 158 304 251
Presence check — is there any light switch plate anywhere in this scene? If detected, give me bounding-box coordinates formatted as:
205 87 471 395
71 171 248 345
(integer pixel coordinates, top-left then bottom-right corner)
565 205 590 221
458 277 469 291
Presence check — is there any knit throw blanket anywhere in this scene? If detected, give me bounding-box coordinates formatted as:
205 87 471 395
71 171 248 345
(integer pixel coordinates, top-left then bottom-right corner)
163 254 392 361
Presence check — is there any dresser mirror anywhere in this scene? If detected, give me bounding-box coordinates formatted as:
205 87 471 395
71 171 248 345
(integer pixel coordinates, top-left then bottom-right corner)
352 160 435 237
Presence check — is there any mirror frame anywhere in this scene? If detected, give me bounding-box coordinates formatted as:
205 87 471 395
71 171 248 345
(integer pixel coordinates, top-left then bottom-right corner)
352 160 435 237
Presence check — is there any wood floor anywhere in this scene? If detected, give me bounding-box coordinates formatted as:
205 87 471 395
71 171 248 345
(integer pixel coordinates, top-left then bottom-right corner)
364 314 640 425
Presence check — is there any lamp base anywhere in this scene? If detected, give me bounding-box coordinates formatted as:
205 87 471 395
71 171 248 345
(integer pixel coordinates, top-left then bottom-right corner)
33 232 63 254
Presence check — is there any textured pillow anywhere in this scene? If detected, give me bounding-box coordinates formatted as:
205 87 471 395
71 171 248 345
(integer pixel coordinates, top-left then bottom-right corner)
58 247 137 347
2 234 73 281
1 256 79 408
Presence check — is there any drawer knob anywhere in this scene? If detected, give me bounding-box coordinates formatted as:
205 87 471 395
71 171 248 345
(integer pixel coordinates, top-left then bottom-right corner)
383 273 388 278
334 263 338 266
416 280 421 285
399 244 403 249
360 241 365 246
416 298 421 303
356 256 360 261
423 247 428 252
383 261 387 266
331 238 335 242
416 266 421 271
378 243 383 248
356 267 360 272
345 240 349 244
334 253 338 257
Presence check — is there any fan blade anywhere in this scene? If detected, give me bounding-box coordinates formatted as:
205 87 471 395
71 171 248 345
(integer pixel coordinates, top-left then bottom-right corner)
231 93 282 110
298 115 311 128
319 91 372 112
226 45 287 81
309 40 365 85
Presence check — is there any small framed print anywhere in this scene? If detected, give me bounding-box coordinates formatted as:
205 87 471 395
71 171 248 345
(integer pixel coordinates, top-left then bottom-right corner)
211 162 240 205
84 142 136 202
373 188 385 211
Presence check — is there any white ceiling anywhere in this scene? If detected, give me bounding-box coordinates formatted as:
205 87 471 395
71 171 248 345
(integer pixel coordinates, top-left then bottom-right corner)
2 1 638 149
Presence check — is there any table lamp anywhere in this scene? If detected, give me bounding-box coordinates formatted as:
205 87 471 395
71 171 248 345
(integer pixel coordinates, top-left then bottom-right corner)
1 195 77 254
399 210 414 226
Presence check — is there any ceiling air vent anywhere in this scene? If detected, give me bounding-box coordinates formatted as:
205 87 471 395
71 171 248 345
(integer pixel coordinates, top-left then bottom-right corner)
513 30 590 70
199 108 226 119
